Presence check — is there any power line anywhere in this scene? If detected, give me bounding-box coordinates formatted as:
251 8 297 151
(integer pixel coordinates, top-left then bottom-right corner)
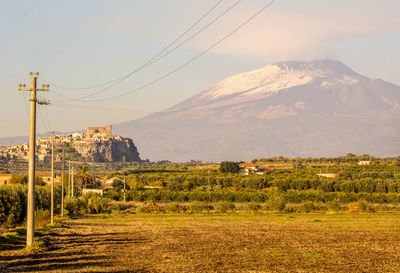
62 0 244 102
37 104 51 133
20 92 30 117
43 93 53 131
82 0 278 103
35 92 53 133
47 0 226 92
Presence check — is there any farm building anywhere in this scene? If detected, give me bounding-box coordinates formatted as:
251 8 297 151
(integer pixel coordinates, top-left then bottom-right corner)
0 174 12 185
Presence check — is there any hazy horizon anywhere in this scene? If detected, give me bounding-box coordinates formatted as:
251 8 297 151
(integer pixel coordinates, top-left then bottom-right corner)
1 0 399 138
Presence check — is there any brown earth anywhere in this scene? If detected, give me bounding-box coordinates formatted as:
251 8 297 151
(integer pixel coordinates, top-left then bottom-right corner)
1 213 400 272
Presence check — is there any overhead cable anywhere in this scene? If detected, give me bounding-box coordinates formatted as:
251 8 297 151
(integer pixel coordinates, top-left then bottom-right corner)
48 0 226 91
85 0 278 102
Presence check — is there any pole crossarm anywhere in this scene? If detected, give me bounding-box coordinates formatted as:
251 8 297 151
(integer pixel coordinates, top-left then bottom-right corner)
18 87 50 91
18 72 50 92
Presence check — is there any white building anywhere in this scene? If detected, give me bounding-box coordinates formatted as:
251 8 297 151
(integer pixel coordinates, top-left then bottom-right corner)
358 161 371 166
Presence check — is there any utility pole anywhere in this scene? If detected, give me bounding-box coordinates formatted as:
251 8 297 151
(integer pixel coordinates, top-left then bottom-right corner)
123 175 126 203
71 166 74 197
208 169 211 203
68 162 71 196
61 147 65 217
50 132 54 225
18 72 49 247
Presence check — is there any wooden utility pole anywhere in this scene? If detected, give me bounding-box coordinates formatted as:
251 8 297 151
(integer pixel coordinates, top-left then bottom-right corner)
71 166 74 197
68 162 71 196
123 176 126 203
18 72 49 247
208 169 211 203
51 132 54 225
61 147 65 217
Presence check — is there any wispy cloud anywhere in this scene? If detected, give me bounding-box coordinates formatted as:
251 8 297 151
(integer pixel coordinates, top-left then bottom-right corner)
88 1 400 61
206 9 400 60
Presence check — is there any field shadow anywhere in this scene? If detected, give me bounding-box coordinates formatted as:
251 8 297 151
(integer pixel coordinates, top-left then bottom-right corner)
0 229 149 272
0 251 111 272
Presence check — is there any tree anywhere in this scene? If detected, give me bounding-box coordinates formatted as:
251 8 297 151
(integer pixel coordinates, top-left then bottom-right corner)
75 165 94 189
112 178 124 190
10 175 27 184
219 161 239 174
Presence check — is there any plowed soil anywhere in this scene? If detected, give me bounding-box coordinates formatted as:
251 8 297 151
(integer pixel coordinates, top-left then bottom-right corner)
1 213 400 272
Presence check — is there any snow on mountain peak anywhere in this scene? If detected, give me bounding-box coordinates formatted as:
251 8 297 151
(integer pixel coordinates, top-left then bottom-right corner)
202 59 361 100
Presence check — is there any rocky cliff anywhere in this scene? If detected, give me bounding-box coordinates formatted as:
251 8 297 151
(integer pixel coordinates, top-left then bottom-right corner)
73 137 141 162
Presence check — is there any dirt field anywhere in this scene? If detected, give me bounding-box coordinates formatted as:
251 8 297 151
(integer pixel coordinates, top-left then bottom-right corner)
1 212 400 272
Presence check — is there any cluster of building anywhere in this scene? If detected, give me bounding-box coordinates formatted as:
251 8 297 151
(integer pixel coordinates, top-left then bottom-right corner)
0 125 115 162
0 143 29 161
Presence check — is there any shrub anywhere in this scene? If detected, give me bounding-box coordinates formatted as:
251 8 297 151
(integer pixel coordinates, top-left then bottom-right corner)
109 202 132 213
219 202 235 213
35 209 50 228
136 201 164 213
248 202 262 212
166 202 184 213
136 205 150 213
64 196 86 216
299 201 316 213
346 201 371 213
87 195 110 214
0 185 26 226
26 237 51 251
326 199 340 211
190 202 203 213
190 202 213 213
203 203 214 213
265 194 286 212
357 200 368 212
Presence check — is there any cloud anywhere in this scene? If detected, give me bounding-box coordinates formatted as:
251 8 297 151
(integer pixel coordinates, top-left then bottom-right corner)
86 1 400 61
191 9 400 60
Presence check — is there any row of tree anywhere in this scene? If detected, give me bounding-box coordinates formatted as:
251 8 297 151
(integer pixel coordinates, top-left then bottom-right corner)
6 164 102 189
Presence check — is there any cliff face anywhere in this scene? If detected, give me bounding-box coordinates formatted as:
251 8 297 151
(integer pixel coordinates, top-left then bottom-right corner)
73 137 141 162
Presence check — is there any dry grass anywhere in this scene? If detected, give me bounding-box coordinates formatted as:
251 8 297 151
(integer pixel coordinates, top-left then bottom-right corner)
1 212 400 272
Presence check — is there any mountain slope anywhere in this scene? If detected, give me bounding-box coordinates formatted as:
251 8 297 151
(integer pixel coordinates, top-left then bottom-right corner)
114 59 400 161
2 60 398 161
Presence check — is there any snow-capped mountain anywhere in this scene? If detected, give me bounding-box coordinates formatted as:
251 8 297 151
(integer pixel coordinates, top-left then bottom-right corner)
115 60 400 161
167 59 398 120
201 59 361 100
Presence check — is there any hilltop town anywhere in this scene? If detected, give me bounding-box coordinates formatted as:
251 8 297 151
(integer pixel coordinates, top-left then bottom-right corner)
0 125 141 163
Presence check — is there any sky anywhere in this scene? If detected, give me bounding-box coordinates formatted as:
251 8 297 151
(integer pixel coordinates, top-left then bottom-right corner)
0 0 399 138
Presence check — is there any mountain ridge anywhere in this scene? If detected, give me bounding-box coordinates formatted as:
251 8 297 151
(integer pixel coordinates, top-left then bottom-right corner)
1 59 399 161
113 59 400 161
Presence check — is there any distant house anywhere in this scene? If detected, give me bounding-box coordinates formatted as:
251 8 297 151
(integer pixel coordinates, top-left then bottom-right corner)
82 189 103 196
358 161 371 166
104 176 122 189
238 163 274 175
0 174 12 185
317 173 338 178
36 171 60 185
